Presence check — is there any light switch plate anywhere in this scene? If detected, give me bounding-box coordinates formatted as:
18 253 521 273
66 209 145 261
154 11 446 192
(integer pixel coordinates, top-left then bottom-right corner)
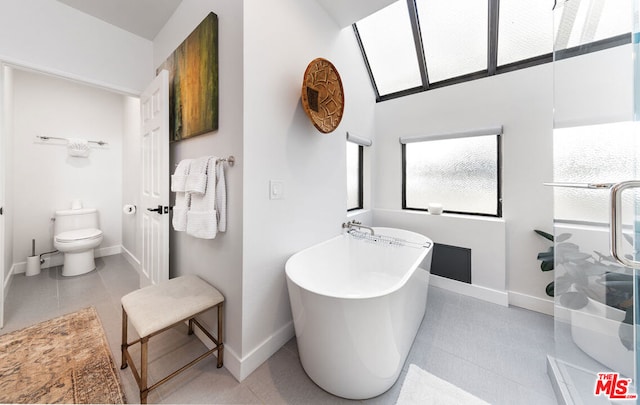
270 180 284 200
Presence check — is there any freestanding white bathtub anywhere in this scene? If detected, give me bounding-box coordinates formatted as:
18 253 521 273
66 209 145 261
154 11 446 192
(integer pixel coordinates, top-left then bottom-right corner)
285 227 433 399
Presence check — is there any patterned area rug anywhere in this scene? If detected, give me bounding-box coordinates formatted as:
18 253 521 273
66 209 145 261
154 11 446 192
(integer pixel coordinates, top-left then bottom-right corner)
0 307 126 404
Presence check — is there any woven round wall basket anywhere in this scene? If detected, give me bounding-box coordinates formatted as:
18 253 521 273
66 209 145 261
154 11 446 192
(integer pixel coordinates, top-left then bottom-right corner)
301 58 344 134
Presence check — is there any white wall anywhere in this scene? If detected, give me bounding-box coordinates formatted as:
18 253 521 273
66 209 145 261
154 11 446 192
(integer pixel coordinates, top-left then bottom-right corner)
373 209 508 305
0 0 152 94
3 0 628 383
242 0 376 379
153 0 245 379
11 69 124 266
122 96 141 265
373 59 555 313
372 44 633 314
554 45 633 127
154 0 376 380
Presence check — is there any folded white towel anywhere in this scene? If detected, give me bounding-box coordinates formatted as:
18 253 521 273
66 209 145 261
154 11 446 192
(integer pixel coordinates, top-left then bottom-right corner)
171 159 192 192
172 192 191 232
215 159 227 233
67 138 90 157
185 156 209 194
187 156 219 239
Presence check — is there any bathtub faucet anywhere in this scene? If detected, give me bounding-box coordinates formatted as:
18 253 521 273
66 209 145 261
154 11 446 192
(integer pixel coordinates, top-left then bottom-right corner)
342 220 375 236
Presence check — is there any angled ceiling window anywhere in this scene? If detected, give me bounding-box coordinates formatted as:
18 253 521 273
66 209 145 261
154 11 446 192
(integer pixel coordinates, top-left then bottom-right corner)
554 0 630 51
498 0 553 66
354 0 631 102
355 1 423 96
416 0 488 82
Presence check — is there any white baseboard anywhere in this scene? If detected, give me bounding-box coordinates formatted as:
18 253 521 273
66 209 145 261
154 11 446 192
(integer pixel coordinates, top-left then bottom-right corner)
121 245 141 273
14 245 123 273
3 263 17 303
97 245 121 258
191 318 295 382
237 321 295 381
508 291 554 316
430 274 509 307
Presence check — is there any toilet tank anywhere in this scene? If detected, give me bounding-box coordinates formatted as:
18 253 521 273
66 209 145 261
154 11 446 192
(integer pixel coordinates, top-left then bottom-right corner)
54 208 99 234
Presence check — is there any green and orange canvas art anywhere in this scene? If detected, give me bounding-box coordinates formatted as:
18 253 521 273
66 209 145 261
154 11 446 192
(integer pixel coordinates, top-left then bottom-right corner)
158 12 219 141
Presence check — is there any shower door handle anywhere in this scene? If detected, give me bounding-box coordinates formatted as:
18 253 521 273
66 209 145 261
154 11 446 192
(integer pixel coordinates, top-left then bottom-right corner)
609 180 640 269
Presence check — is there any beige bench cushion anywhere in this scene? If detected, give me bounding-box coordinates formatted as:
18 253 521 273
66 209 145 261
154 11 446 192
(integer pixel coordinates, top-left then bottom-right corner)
121 275 224 337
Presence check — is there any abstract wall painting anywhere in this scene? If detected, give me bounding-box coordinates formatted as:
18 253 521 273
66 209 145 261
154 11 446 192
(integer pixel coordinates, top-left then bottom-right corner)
158 12 218 142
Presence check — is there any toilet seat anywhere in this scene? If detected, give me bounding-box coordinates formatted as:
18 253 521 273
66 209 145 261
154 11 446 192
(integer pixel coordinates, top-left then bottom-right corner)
55 228 103 243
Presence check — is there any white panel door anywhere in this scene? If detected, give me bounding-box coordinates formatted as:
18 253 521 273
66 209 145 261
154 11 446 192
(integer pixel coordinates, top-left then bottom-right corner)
140 70 169 287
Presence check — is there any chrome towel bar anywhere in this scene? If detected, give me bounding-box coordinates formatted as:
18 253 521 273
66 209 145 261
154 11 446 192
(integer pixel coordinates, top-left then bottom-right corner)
36 135 108 146
174 156 235 167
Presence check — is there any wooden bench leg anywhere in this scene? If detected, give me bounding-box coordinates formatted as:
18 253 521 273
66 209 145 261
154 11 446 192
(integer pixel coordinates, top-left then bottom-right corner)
141 336 149 404
121 306 128 370
217 302 224 368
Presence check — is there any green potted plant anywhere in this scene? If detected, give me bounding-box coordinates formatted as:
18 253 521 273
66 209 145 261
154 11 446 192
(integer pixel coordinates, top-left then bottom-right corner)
534 229 634 349
534 229 575 297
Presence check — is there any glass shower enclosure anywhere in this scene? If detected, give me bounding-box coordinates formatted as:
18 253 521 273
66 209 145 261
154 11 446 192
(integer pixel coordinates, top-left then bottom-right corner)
549 0 639 403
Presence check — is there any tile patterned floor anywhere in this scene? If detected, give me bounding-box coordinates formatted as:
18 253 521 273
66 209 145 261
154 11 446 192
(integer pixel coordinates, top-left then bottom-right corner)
1 254 558 404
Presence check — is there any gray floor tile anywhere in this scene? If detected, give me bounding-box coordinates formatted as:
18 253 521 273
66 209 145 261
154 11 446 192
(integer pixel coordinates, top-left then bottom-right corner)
243 345 357 404
2 259 560 404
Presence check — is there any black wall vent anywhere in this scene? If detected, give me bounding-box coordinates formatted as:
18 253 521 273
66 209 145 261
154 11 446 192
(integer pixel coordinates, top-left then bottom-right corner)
431 243 471 284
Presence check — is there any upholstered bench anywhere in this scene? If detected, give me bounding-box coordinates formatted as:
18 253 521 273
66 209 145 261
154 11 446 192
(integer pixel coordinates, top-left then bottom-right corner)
120 275 224 404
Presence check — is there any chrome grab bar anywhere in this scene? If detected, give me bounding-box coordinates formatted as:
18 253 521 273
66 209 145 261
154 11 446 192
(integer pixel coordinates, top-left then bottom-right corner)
609 180 640 269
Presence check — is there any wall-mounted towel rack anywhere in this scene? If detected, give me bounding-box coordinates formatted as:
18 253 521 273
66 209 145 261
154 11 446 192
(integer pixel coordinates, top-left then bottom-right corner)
175 156 235 167
36 135 108 146
219 156 235 167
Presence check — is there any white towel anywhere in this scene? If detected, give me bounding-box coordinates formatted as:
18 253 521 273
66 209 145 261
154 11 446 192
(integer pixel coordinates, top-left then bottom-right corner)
172 192 191 231
171 159 192 192
185 156 209 194
215 159 227 232
187 157 224 239
67 138 90 157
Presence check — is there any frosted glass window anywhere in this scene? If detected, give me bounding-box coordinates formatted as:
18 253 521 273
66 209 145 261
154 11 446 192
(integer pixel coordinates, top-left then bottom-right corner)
554 122 639 223
498 0 553 66
404 135 500 216
356 2 423 96
347 142 362 210
554 0 631 51
417 0 488 82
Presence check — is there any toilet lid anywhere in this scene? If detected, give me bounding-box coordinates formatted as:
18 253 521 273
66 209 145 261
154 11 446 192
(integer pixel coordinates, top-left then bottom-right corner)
55 228 103 242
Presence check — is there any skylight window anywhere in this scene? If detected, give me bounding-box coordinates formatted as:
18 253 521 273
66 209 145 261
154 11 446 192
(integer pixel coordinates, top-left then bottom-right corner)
354 0 631 102
498 0 553 66
417 0 488 82
356 1 423 95
554 0 630 51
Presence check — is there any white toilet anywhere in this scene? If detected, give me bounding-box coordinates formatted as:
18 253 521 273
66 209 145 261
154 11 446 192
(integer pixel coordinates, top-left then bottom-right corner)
53 206 103 276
